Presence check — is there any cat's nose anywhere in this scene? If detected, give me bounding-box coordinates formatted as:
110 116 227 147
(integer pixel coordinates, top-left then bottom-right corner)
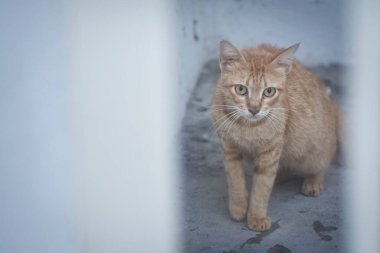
248 107 260 116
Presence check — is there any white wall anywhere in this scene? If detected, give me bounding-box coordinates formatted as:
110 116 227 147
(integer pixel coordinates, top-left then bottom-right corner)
345 1 380 252
67 1 179 252
0 1 80 252
0 1 179 253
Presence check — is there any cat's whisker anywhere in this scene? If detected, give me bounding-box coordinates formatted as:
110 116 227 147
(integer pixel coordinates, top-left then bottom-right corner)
224 112 242 138
267 111 287 127
270 111 287 120
211 105 237 110
264 114 277 132
220 109 244 138
213 111 240 135
270 111 299 130
211 104 238 110
225 116 239 139
211 104 236 107
212 108 236 112
220 111 240 132
217 116 239 139
209 110 238 132
211 104 234 107
270 113 286 129
269 112 287 125
211 106 240 117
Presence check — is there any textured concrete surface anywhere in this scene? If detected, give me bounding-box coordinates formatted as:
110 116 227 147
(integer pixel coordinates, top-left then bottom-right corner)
181 60 345 253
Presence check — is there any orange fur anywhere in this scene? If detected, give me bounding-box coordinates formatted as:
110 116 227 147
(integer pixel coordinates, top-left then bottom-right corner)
211 40 340 231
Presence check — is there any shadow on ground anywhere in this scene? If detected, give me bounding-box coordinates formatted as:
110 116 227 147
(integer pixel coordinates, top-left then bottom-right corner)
181 59 345 253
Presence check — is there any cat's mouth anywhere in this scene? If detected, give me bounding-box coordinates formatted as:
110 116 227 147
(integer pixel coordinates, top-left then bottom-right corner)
245 110 270 123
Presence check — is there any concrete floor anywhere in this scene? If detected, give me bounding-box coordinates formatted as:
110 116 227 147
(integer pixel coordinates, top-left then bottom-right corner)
181 60 345 253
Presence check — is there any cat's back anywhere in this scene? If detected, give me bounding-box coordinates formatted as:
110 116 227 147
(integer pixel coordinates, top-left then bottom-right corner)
280 62 339 168
286 62 337 123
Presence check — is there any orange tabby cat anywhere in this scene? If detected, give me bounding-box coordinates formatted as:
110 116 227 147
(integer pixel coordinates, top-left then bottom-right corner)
211 40 340 231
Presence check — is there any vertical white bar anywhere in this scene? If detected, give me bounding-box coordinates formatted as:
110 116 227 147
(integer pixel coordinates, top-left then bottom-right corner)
346 1 380 252
67 1 179 253
0 1 80 252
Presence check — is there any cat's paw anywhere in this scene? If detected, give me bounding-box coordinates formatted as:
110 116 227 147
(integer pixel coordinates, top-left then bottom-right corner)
229 197 248 221
301 181 324 197
247 214 272 231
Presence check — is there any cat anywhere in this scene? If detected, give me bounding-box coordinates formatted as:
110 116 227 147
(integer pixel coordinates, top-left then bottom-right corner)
211 40 341 231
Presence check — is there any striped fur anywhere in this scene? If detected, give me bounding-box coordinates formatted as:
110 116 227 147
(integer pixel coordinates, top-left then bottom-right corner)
211 41 340 231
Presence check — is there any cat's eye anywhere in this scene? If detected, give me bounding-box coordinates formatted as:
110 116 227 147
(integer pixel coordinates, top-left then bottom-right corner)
235 85 248 96
263 87 276 97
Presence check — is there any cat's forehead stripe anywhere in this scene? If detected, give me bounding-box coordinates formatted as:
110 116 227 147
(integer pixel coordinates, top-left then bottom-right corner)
246 73 253 86
262 73 268 87
246 57 268 88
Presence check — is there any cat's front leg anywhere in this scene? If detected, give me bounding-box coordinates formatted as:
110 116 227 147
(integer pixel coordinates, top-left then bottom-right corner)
247 145 283 231
220 139 248 221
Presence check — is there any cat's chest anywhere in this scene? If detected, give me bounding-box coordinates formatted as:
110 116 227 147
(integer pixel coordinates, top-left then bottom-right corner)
228 123 279 154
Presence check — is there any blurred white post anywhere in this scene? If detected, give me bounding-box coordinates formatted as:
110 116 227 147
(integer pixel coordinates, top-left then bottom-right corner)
346 1 380 252
0 1 81 253
67 1 179 253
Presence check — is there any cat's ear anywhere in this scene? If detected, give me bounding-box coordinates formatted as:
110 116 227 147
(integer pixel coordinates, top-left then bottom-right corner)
270 43 300 75
219 40 243 72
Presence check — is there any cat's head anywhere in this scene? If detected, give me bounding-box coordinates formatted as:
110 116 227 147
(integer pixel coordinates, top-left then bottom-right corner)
217 40 299 123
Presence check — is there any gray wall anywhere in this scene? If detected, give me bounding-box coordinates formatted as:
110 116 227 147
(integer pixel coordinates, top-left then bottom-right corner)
178 0 348 120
